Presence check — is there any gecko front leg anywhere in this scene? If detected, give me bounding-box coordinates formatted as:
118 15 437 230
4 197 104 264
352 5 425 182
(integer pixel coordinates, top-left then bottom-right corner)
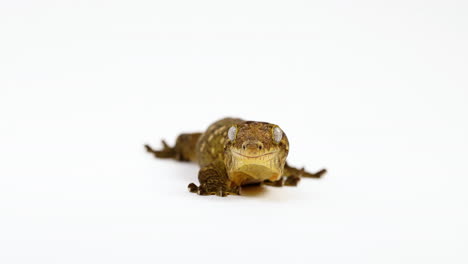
263 179 284 187
188 163 240 197
263 164 326 187
282 163 327 186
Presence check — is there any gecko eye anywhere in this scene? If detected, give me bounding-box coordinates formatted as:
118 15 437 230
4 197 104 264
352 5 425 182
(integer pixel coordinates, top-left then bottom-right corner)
228 126 237 141
273 127 283 143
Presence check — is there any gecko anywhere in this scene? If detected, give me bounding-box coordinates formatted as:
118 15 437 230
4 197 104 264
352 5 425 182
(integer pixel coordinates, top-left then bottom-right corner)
145 118 326 196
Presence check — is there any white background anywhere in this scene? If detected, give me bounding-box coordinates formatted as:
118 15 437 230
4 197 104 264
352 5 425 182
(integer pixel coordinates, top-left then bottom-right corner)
1 0 467 263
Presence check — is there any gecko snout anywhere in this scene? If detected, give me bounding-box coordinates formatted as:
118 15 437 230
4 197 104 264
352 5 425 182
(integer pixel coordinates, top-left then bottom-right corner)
242 141 264 151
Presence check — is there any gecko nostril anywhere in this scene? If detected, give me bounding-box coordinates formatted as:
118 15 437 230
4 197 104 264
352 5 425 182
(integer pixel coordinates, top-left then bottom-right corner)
242 145 246 150
259 145 263 150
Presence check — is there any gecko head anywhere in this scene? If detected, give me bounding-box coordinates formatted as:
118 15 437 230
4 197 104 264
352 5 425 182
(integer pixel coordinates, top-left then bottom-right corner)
224 121 289 185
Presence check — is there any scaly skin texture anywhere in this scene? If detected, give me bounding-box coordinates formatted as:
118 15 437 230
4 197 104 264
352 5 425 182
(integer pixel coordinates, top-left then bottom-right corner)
145 118 326 196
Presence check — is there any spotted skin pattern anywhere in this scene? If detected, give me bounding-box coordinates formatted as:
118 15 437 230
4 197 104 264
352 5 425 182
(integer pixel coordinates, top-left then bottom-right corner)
145 118 326 196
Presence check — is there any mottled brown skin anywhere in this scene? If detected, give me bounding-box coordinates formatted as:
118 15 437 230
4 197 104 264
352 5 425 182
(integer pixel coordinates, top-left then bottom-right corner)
145 118 326 196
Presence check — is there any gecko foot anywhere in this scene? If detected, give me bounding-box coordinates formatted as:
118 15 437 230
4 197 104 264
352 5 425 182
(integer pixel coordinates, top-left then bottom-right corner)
301 168 327 178
188 182 240 197
145 140 177 159
284 175 301 186
263 179 284 187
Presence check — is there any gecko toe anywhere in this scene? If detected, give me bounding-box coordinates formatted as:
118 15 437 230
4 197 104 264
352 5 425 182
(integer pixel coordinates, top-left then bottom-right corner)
188 183 198 193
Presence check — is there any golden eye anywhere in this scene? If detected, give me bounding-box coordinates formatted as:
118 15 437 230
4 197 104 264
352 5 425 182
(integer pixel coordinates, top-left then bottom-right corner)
273 127 283 143
228 126 237 141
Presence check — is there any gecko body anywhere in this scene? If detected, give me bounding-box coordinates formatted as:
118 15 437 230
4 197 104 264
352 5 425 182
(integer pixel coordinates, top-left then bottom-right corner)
145 118 326 196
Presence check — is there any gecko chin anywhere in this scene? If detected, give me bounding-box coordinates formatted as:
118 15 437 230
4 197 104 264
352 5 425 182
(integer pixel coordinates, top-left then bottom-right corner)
225 148 285 186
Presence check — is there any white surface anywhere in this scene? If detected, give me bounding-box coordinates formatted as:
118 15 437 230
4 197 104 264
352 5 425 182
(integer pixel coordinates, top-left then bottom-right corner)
1 1 467 263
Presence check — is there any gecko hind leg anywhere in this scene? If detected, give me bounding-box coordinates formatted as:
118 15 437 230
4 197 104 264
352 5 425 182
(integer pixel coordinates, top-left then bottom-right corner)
145 133 201 162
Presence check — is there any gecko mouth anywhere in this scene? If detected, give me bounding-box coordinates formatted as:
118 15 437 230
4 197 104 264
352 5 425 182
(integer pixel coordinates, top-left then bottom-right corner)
232 151 278 159
226 149 285 185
